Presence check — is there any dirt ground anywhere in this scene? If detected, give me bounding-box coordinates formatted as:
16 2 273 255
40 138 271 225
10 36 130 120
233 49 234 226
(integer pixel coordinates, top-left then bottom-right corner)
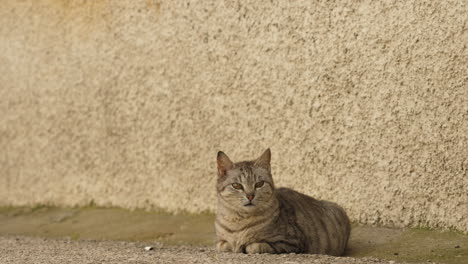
0 207 466 264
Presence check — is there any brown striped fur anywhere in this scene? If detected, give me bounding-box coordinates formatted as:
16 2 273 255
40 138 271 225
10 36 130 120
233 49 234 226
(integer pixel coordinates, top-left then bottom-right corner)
215 149 351 255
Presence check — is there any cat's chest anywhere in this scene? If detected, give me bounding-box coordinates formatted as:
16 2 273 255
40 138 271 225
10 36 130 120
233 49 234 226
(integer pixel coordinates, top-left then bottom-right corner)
216 219 264 237
216 216 277 252
222 226 265 252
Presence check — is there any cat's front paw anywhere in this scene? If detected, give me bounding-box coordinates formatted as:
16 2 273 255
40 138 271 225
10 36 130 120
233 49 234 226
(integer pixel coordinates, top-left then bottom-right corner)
245 242 275 254
216 240 232 252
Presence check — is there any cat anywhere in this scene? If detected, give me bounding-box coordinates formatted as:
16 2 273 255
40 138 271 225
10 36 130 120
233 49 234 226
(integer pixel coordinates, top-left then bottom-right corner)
215 148 351 255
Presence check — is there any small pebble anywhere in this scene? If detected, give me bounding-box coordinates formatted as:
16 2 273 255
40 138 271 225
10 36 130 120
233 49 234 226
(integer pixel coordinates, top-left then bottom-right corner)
144 246 154 251
454 245 460 248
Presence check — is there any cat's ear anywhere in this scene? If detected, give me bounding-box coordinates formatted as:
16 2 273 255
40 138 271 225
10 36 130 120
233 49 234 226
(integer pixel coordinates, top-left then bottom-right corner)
254 148 271 171
217 151 234 177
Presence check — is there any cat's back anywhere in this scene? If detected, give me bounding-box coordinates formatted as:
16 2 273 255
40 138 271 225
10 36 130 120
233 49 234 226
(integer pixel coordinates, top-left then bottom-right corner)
276 187 323 211
275 187 351 256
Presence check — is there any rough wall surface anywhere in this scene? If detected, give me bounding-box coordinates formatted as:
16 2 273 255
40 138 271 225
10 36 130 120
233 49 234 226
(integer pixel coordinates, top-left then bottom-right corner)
0 0 467 232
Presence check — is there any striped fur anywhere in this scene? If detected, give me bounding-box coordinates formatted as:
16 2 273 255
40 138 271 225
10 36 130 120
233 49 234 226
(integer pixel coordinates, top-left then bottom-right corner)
215 149 351 255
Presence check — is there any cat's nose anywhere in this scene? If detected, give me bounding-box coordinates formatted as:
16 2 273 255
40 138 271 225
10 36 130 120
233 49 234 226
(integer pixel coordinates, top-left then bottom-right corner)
246 193 255 201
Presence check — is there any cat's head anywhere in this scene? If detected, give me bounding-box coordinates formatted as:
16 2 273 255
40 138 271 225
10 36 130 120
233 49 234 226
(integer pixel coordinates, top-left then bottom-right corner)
216 149 275 213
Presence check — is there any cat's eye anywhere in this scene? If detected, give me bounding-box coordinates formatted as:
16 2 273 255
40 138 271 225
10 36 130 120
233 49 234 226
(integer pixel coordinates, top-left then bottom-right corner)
255 181 265 188
232 183 243 190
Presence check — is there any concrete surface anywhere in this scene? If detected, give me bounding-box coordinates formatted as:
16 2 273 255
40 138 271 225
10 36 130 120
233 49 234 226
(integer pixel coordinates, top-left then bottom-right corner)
0 0 467 233
0 236 416 264
0 207 466 264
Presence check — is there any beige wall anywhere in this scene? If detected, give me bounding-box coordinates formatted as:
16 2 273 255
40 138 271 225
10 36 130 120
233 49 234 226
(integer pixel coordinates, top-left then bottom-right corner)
0 0 467 232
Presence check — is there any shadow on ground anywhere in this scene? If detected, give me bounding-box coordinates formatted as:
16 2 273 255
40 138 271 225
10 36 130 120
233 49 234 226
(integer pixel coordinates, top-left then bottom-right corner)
0 207 466 264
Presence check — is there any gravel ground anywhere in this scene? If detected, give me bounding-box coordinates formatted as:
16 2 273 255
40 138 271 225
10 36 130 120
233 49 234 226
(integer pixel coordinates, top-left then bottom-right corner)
0 235 417 264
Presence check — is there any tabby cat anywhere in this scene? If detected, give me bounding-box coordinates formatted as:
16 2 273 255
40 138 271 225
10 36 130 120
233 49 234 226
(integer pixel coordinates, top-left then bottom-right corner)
215 149 350 255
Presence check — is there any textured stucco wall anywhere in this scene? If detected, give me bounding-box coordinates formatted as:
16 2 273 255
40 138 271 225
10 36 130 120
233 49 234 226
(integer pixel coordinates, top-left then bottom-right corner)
0 0 467 232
